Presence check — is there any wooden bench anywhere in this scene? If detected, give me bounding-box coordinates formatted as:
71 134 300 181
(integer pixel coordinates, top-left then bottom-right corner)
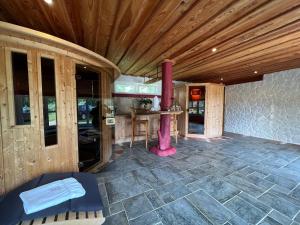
18 210 105 225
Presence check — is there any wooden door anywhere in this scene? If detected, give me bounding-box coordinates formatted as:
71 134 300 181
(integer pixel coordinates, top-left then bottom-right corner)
204 84 224 137
174 84 187 137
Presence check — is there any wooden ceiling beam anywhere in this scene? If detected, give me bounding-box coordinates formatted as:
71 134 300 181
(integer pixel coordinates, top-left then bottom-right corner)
182 51 300 83
34 0 77 43
173 34 300 79
63 0 84 45
173 8 300 69
139 4 300 77
130 0 299 76
105 0 160 64
146 37 300 80
117 0 198 70
118 0 198 74
187 57 300 85
94 0 119 56
0 0 299 84
125 0 238 74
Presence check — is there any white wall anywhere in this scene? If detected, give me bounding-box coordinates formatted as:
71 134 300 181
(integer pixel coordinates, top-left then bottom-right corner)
225 68 300 145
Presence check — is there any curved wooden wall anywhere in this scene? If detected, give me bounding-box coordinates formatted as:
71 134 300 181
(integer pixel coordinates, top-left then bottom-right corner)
0 22 120 194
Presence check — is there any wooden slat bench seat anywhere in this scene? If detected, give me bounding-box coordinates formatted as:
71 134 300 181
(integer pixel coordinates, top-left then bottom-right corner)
18 210 105 225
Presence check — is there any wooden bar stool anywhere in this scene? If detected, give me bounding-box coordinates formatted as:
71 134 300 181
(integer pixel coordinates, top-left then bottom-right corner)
130 109 149 148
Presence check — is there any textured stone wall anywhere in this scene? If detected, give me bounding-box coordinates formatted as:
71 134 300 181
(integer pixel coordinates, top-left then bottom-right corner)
225 68 300 145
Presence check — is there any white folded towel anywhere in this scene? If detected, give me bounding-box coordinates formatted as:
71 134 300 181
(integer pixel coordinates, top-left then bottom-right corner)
19 177 86 214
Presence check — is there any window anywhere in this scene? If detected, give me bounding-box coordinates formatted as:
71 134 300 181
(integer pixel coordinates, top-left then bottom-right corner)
40 57 57 146
114 82 160 95
11 52 31 125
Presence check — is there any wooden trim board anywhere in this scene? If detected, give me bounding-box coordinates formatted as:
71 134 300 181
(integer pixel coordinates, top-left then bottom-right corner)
18 210 105 225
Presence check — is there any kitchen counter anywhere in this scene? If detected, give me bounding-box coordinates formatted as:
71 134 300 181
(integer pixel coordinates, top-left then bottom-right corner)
114 111 182 144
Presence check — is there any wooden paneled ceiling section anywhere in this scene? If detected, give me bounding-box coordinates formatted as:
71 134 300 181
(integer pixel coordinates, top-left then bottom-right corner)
0 0 299 84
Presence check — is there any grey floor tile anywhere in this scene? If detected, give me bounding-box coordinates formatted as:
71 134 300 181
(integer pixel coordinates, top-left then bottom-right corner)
289 185 300 201
129 211 161 225
145 190 165 209
155 180 191 200
265 174 298 190
187 175 241 203
295 212 300 223
225 173 265 197
224 196 267 224
245 173 274 189
109 201 124 215
160 192 175 204
284 158 300 172
258 216 283 225
252 171 268 179
238 192 272 214
268 210 292 225
228 214 249 225
239 166 256 176
291 222 300 225
156 198 213 225
269 189 300 207
96 136 300 225
151 165 184 185
103 211 129 225
270 184 292 194
102 206 110 217
105 176 151 203
186 190 233 224
123 193 153 219
258 191 300 218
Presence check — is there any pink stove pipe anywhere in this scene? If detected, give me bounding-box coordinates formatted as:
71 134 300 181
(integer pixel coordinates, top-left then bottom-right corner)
150 60 176 156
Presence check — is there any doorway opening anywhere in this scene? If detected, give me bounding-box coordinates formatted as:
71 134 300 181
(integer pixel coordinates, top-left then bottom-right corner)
188 86 205 135
76 64 102 171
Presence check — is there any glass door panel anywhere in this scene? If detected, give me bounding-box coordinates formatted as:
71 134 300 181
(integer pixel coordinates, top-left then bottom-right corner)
188 86 205 135
76 65 102 171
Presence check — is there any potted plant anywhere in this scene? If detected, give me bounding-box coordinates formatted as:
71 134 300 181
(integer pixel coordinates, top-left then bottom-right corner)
139 98 152 110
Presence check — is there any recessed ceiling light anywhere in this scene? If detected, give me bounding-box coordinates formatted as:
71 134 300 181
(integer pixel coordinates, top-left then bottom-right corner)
254 71 258 74
44 0 53 5
212 48 217 53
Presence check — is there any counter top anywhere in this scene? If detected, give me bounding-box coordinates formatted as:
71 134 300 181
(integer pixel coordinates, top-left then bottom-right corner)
115 110 183 117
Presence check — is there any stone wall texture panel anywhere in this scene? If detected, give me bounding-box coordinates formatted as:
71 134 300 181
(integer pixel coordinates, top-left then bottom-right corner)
225 68 300 145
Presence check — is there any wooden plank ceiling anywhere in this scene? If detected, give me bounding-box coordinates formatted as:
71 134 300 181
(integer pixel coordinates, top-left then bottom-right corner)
0 0 299 84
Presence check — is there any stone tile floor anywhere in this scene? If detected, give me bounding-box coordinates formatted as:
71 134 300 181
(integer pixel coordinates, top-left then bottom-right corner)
96 133 300 225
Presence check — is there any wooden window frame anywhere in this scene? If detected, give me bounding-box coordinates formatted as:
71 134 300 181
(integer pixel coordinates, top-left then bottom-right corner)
5 48 34 128
37 53 60 149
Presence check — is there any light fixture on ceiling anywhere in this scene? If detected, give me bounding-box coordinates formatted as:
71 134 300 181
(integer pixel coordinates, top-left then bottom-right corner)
44 0 53 5
212 48 217 53
254 70 258 74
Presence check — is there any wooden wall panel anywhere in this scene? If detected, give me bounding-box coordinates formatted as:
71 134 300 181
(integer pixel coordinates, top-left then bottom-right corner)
0 25 119 193
0 47 5 194
0 47 91 192
64 57 79 171
101 70 113 164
